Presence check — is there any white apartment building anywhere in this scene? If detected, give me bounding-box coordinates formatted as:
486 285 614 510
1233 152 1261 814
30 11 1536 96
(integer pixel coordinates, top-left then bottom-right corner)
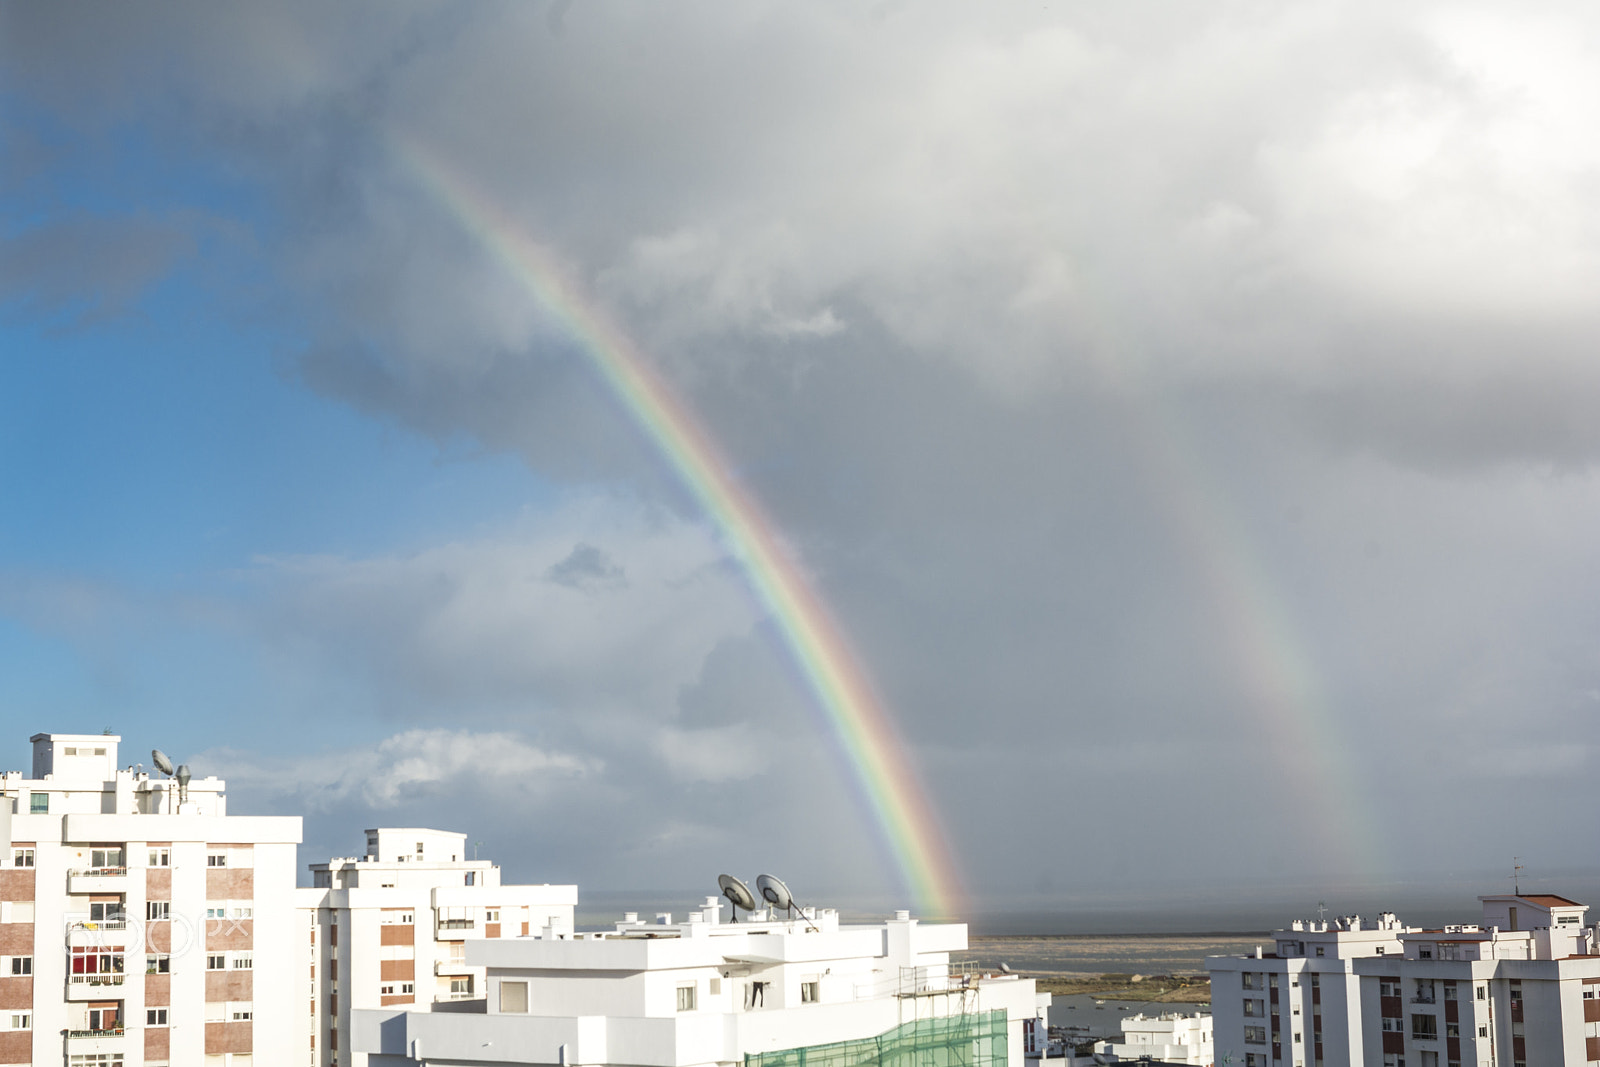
296 827 577 1067
1092 1010 1213 1064
353 900 1047 1067
0 731 302 1067
1209 894 1600 1067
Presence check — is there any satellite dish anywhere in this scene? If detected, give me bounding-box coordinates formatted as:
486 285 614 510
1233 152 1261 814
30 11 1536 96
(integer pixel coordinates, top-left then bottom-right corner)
756 874 793 913
719 874 756 915
719 874 756 912
152 749 175 777
1000 962 1012 974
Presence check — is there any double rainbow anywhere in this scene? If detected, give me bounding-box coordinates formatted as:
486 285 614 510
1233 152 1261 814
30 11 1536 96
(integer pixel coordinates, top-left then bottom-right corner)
397 138 960 916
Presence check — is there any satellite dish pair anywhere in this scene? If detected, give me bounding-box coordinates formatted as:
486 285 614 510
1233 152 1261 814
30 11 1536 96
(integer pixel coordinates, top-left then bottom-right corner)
718 873 818 931
151 749 191 802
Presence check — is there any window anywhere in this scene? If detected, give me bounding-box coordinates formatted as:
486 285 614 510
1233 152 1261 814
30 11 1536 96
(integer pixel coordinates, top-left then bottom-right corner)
207 852 228 867
464 872 476 886
146 901 170 921
1444 982 1458 1001
801 980 820 1003
28 793 47 814
1381 980 1401 998
1411 1014 1437 1040
207 955 227 970
9 957 30 976
11 849 32 868
449 977 471 997
485 909 500 923
146 1009 168 1026
89 848 123 869
676 983 697 1012
381 984 393 995
1246 1057 1265 1067
1476 985 1486 1001
1382 1057 1403 1067
68 1056 124 1066
70 947 124 975
148 848 169 867
1478 1027 1488 1038
1243 973 1261 990
1419 947 1433 959
8 1014 28 1030
232 1009 253 1020
1445 1023 1459 1038
1243 1024 1267 1046
402 983 413 994
1315 945 1325 957
147 955 170 974
233 955 252 969
1382 1017 1402 1032
1244 998 1266 1017
89 901 125 923
500 980 528 1013
1375 946 1385 955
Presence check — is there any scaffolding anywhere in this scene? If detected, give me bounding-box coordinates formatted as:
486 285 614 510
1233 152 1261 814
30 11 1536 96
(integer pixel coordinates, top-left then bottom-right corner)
744 1009 1008 1067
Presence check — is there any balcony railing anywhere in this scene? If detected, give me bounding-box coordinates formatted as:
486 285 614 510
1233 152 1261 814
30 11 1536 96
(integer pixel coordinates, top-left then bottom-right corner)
66 1028 125 1039
68 867 127 878
69 975 127 986
1411 995 1436 1004
438 919 474 930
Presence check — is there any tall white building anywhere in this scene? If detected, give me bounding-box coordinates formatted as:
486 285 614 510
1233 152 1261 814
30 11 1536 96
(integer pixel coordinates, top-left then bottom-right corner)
353 899 1047 1067
1209 894 1600 1067
295 827 577 1067
0 731 302 1067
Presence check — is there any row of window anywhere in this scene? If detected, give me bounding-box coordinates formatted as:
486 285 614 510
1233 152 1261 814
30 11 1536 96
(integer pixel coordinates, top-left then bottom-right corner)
7 845 243 867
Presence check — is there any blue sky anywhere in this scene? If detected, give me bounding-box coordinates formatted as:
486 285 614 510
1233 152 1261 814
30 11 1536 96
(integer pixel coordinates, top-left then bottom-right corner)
4 2 1600 922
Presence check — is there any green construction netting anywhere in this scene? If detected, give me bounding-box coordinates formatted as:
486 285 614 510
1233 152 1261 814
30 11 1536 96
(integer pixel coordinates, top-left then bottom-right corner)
745 1010 1009 1067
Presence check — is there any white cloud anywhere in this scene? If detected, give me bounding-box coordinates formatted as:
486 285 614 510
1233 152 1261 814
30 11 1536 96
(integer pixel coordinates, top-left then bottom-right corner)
201 728 595 812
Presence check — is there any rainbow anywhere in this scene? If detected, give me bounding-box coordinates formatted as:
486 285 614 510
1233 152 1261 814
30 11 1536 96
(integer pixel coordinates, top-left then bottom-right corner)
394 137 961 916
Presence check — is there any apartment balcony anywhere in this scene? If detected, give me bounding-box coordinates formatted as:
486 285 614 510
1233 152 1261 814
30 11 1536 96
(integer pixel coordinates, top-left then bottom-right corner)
67 924 128 947
67 867 128 894
434 959 473 976
64 1028 127 1058
433 991 479 1003
437 919 475 935
67 974 128 999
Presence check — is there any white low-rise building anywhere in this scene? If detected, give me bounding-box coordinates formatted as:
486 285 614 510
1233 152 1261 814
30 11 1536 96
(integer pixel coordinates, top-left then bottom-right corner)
1092 1010 1213 1064
354 898 1046 1067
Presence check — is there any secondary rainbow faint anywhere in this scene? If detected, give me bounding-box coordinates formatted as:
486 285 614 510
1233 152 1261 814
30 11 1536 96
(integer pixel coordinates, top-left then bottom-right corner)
394 136 961 916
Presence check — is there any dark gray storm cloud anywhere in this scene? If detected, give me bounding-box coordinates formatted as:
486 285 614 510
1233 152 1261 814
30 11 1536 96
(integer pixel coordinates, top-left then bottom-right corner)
7 0 1600 904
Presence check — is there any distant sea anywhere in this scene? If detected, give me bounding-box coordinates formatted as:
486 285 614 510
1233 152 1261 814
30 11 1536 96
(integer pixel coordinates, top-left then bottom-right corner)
954 933 1265 978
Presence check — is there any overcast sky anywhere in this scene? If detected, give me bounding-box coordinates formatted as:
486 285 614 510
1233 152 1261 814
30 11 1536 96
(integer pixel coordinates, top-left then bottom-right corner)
3 1 1598 924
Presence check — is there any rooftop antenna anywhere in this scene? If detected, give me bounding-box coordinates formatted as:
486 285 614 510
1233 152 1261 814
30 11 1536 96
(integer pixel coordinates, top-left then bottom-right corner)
718 875 756 923
474 841 484 861
1317 901 1328 922
1513 857 1524 895
756 873 818 932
